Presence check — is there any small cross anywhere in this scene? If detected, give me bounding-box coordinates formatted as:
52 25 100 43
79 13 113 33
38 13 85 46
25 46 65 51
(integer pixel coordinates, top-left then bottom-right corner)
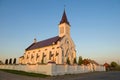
64 5 66 8
64 5 66 9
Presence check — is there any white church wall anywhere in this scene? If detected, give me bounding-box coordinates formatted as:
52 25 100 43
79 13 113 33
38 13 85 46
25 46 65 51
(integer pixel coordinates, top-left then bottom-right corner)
20 43 62 65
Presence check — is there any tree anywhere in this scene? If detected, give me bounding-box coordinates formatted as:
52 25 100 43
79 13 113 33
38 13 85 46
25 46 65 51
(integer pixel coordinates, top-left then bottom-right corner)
9 58 12 64
0 60 3 65
5 59 8 64
67 57 70 65
111 61 118 68
78 56 83 65
13 58 16 64
73 58 77 64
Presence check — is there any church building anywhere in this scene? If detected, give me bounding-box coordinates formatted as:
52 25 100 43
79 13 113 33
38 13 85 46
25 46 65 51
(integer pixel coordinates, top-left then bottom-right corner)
19 10 76 64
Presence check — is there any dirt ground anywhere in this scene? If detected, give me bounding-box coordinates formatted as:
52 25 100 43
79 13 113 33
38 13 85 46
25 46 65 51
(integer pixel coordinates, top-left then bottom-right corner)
0 71 120 80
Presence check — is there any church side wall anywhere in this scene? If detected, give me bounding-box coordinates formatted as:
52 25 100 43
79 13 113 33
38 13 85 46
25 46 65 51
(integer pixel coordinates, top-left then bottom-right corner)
20 43 62 64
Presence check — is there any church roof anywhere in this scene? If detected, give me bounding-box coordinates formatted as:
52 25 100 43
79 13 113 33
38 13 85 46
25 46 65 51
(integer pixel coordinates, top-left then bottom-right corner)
59 10 70 25
26 36 62 51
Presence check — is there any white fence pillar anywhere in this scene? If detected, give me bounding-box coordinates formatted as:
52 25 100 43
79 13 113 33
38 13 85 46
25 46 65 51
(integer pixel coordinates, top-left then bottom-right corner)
47 63 56 76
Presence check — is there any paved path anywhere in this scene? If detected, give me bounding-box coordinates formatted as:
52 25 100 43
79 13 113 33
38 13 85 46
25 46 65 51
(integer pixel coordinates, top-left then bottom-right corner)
50 71 120 80
0 71 120 80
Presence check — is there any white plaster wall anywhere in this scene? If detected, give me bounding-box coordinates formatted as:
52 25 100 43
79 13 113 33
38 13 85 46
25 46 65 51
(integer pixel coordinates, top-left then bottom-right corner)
56 64 65 75
0 64 105 76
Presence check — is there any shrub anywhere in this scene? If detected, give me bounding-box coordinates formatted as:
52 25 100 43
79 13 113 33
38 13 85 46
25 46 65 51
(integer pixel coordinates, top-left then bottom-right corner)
13 58 16 64
73 58 77 64
78 56 83 65
111 61 118 68
9 58 12 64
67 57 70 65
5 59 8 64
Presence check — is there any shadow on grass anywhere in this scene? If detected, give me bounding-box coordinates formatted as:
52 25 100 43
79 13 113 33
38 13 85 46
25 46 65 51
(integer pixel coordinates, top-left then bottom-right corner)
0 69 50 78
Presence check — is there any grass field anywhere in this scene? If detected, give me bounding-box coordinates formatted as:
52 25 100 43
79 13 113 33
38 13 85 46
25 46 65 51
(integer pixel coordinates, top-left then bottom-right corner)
0 69 49 78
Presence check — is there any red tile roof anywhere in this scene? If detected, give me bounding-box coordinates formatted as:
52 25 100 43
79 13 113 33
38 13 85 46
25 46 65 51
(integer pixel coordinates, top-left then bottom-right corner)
83 59 99 65
26 36 62 51
103 63 110 67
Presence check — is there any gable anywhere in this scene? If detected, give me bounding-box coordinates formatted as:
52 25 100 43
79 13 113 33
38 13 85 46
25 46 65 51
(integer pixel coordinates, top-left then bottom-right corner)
61 35 75 47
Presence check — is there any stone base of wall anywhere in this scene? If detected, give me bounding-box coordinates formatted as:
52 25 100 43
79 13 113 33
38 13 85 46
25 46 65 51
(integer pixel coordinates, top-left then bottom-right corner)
0 63 105 76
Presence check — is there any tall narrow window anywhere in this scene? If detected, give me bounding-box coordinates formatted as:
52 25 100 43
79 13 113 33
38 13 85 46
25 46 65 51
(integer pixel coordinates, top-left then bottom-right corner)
61 47 64 57
42 53 44 58
36 53 39 61
41 53 44 64
31 54 34 59
56 52 59 56
49 51 52 60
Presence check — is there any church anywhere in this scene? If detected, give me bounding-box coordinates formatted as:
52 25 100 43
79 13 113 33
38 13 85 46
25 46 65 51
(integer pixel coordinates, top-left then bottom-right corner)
19 10 76 65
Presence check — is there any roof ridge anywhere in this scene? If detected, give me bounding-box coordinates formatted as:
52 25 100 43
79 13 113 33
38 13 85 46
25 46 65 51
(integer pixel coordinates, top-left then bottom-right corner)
38 36 59 43
25 36 63 51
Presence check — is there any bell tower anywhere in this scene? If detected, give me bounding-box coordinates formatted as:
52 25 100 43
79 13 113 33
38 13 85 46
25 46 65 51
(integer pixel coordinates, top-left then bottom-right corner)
59 10 70 37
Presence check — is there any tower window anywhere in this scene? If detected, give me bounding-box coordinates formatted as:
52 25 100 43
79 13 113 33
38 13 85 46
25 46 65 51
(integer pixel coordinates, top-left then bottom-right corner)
67 41 69 44
60 27 64 34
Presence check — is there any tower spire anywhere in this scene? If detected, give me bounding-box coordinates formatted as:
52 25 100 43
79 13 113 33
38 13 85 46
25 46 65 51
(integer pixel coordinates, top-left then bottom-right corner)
59 9 70 25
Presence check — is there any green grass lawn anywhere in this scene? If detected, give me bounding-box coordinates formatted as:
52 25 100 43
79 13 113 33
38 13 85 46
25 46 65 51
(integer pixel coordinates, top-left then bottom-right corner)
0 69 49 78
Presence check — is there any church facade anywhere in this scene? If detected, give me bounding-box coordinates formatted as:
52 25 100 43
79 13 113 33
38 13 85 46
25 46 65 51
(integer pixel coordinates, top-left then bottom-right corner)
19 10 76 64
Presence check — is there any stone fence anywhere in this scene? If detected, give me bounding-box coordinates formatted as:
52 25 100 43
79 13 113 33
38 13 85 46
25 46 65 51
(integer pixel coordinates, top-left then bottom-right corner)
0 63 105 76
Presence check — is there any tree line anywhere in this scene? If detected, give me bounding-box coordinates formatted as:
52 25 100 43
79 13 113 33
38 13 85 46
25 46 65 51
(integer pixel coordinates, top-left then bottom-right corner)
5 58 17 64
104 61 120 71
66 56 92 65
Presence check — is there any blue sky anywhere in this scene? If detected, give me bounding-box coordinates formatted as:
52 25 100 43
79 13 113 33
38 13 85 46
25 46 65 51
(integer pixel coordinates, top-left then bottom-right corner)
0 0 120 64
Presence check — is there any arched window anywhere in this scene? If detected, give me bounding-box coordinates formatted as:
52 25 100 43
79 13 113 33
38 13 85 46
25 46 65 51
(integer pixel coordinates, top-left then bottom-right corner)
38 50 41 52
41 52 45 64
31 54 34 59
67 41 69 44
65 49 69 57
42 52 44 58
56 51 59 56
